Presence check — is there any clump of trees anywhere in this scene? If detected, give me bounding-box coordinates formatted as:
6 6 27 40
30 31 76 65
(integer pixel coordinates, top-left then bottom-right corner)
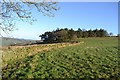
39 28 109 43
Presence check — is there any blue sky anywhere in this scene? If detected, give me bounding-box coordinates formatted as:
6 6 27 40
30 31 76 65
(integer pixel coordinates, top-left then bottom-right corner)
6 2 118 40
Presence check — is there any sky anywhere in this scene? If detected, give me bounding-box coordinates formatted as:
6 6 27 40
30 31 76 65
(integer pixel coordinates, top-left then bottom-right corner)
2 2 118 40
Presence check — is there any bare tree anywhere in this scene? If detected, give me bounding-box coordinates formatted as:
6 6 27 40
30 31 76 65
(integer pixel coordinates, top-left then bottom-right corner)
0 0 59 35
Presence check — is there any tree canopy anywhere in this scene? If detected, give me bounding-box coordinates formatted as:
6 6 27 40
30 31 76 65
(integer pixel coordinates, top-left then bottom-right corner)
40 28 109 43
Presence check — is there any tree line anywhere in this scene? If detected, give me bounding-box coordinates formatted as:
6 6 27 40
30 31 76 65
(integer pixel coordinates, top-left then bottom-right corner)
39 28 109 43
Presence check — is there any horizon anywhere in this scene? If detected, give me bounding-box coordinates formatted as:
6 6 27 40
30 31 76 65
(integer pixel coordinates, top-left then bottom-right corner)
1 28 118 40
1 2 118 40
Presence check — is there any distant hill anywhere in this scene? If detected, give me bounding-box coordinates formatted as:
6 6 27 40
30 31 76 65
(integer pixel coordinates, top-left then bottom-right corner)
0 37 42 46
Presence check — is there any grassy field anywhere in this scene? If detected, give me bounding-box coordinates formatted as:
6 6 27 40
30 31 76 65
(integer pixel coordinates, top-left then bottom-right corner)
2 37 119 79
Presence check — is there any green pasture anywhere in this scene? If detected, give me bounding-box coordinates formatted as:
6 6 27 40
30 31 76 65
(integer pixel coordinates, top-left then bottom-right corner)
2 37 119 79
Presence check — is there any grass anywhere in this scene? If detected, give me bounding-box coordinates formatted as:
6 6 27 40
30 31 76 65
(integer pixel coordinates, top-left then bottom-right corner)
2 37 119 79
2 42 81 67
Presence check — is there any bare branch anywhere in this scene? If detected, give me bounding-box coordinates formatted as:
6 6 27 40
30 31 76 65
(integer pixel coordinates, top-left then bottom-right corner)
0 0 59 35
